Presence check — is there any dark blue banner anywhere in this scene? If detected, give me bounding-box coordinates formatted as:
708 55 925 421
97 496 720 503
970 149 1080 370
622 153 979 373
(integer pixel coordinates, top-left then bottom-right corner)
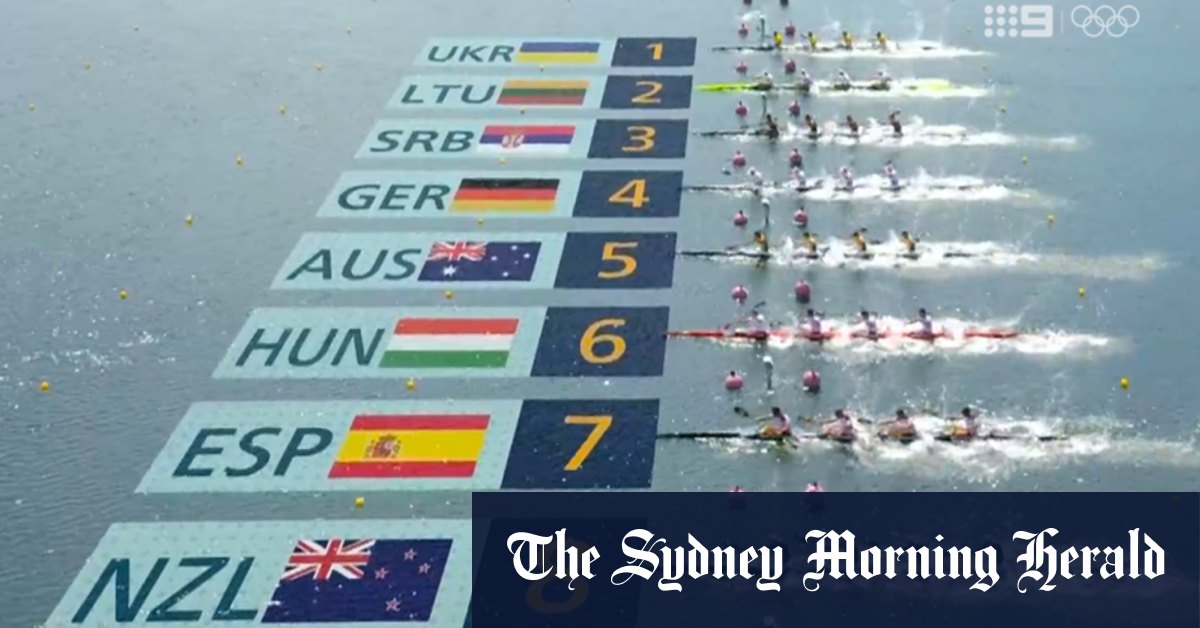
471 493 1199 628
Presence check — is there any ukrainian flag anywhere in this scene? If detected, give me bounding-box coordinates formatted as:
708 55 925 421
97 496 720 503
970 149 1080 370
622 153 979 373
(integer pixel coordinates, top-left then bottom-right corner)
515 41 601 65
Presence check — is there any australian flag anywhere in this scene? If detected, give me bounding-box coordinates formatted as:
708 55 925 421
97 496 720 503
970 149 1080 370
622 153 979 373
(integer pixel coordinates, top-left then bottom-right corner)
417 241 541 282
262 538 452 623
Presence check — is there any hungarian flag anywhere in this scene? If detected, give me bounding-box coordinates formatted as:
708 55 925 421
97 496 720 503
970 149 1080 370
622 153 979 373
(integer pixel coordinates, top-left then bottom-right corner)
379 317 518 369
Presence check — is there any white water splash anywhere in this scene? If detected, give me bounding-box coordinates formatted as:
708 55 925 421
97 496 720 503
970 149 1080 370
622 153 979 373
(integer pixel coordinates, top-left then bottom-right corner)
686 315 1113 357
716 116 1082 149
702 414 1198 480
690 234 1163 280
692 167 1036 204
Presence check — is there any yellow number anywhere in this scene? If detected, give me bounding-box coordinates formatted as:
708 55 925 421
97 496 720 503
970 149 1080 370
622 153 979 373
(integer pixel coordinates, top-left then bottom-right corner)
647 42 664 60
631 80 663 104
599 241 638 279
525 538 591 613
563 415 613 471
608 178 649 209
622 125 656 153
579 318 627 365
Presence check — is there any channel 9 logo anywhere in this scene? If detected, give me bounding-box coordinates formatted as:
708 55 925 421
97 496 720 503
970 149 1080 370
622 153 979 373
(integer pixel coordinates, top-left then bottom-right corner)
983 4 1054 38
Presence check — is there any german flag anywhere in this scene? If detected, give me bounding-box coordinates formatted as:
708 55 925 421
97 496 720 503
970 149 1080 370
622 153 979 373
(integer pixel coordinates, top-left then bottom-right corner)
450 177 559 213
497 79 589 106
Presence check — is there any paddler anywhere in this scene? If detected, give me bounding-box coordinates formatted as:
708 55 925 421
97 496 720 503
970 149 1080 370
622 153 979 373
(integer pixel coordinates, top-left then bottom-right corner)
752 230 770 255
791 166 809 191
759 406 794 439
773 31 784 49
754 69 775 91
870 69 892 91
796 68 813 93
806 31 819 51
856 309 880 338
803 308 824 338
899 230 919 257
839 30 854 50
883 161 901 190
837 165 855 191
911 307 935 339
762 113 780 140
802 114 820 137
799 231 820 258
874 31 889 50
945 406 979 440
849 229 870 257
844 114 861 135
882 408 918 441
833 69 853 90
747 167 766 195
820 409 856 441
887 110 903 135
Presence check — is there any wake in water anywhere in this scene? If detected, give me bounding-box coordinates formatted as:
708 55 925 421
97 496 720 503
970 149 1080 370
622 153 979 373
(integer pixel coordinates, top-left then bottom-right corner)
700 116 1082 149
695 414 1199 480
670 314 1112 357
685 168 1036 204
680 234 1163 280
699 78 992 100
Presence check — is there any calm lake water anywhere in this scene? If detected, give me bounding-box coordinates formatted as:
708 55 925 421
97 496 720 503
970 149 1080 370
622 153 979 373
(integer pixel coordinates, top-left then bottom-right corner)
2 0 1197 625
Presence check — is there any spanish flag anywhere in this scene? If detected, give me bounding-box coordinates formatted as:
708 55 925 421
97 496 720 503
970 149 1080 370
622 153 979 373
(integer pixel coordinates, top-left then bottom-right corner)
328 414 489 478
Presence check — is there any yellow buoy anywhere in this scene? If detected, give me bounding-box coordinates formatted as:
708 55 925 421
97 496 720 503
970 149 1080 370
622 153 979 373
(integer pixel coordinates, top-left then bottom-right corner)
278 104 287 115
476 218 484 226
346 26 352 34
354 496 365 508
1120 377 1130 390
999 105 1007 114
444 290 454 300
118 290 128 300
84 62 92 70
133 24 140 32
28 103 36 112
40 380 51 392
1022 156 1029 165
406 377 416 391
499 157 507 165
1047 213 1055 225
235 155 244 167
314 62 324 72
1078 286 1086 298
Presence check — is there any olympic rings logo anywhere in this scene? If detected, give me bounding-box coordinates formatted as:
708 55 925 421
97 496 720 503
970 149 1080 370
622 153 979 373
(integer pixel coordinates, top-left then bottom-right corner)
1071 4 1140 38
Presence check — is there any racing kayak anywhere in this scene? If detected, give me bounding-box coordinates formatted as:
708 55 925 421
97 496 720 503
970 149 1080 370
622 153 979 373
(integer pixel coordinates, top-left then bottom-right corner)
658 431 816 442
696 78 957 94
677 249 977 263
710 42 949 54
681 180 987 194
666 328 1020 341
661 429 1064 444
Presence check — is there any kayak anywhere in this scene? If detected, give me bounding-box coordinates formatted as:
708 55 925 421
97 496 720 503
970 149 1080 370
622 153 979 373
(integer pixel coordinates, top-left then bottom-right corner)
696 78 957 94
666 328 1020 341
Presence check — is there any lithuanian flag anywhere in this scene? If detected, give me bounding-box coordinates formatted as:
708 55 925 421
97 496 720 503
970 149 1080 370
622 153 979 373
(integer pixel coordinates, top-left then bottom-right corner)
498 79 589 106
328 414 489 478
